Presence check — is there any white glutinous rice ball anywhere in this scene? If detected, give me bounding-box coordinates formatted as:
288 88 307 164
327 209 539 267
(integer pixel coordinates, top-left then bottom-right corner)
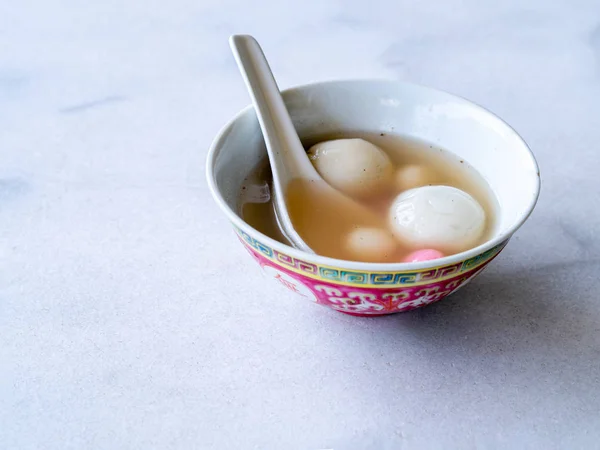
345 227 398 262
395 164 438 192
389 185 486 252
308 138 393 198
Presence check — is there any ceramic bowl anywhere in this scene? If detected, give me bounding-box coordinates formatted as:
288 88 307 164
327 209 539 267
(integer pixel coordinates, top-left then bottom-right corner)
206 80 540 316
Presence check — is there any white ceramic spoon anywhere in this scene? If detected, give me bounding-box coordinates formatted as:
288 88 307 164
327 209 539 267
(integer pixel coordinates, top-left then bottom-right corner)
229 34 315 252
229 35 384 257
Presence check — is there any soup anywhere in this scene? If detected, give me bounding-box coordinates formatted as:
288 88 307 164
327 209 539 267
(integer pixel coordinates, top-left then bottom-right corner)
239 131 498 263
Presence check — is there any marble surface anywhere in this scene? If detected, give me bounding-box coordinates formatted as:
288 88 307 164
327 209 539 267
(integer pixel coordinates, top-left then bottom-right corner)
2 0 600 448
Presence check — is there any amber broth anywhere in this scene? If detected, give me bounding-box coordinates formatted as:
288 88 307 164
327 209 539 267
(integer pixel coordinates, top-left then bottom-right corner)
239 131 498 262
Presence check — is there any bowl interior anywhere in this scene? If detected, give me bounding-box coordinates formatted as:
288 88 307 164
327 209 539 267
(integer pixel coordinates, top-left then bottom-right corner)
209 80 539 263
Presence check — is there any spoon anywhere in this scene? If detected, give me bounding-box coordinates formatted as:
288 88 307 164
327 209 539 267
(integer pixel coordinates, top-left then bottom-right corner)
229 35 384 257
229 34 316 252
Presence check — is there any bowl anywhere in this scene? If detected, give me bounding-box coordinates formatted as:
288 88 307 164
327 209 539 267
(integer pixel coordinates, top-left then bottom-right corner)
206 80 540 316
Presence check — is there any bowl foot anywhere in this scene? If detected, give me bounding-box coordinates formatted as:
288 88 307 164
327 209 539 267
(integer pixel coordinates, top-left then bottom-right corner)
338 311 391 317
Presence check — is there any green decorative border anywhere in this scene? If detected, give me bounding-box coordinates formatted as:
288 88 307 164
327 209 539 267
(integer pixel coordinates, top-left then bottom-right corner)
236 227 507 287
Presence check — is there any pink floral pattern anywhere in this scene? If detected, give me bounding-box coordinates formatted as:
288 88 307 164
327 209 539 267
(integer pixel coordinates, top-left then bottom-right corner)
245 243 501 315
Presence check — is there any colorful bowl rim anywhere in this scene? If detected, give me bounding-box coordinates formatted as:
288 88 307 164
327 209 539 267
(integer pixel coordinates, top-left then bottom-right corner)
206 79 541 272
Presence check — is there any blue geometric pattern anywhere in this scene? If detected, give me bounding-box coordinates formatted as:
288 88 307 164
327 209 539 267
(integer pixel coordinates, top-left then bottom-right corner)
235 226 507 286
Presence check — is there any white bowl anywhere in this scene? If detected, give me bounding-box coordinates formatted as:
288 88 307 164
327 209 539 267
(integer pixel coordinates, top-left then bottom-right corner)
206 80 540 316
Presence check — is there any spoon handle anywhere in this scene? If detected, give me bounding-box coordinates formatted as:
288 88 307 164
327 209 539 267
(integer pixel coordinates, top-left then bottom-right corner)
229 35 317 182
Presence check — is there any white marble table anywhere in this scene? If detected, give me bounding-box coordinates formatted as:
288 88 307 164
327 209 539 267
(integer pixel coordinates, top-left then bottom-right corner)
2 1 600 448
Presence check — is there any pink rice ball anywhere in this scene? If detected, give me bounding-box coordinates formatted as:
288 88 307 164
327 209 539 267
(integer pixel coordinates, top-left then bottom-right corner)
403 248 444 263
